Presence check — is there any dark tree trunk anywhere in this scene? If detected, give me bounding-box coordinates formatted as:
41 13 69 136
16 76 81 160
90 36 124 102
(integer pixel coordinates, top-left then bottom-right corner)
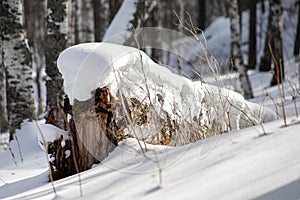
198 0 206 30
93 0 102 41
93 0 109 42
248 0 257 69
45 0 68 129
24 0 46 117
67 0 76 45
0 50 8 133
237 0 243 32
294 1 300 56
259 1 272 71
75 0 94 43
150 0 163 63
109 0 123 24
269 0 284 86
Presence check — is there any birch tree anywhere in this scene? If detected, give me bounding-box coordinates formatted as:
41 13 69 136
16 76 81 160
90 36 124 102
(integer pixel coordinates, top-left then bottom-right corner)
0 48 8 133
45 0 68 129
229 0 254 99
1 0 35 135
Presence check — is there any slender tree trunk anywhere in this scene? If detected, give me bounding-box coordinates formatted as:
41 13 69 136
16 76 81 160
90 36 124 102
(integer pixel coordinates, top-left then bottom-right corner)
0 48 8 133
1 0 35 135
294 1 300 56
229 0 254 99
198 0 206 30
108 0 123 24
75 0 94 43
248 0 257 69
269 0 284 86
259 1 272 71
67 0 76 45
45 0 68 129
0 9 8 134
24 0 46 117
129 0 157 29
177 0 185 74
93 0 109 41
150 0 163 63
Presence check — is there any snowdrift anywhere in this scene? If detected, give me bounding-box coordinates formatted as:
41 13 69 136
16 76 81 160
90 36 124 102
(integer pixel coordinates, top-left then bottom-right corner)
58 42 276 146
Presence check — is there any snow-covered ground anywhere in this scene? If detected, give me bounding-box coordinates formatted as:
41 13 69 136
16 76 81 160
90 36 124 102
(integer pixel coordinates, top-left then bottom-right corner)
0 110 299 199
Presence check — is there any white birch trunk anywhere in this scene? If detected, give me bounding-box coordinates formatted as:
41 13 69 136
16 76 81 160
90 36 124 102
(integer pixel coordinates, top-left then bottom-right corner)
229 0 254 99
1 0 35 134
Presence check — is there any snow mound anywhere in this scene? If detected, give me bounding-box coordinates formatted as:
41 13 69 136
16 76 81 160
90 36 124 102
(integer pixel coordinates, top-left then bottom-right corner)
57 42 154 104
58 42 276 144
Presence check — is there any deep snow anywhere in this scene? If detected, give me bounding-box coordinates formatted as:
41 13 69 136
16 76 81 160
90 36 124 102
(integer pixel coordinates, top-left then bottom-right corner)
0 116 300 199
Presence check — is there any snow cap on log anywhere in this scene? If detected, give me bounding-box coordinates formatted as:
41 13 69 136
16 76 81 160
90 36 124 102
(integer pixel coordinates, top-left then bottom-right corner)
57 42 154 104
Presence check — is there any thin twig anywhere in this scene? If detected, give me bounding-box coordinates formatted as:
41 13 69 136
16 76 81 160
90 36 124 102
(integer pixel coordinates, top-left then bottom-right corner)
265 91 279 119
34 120 57 195
57 98 83 197
268 41 287 126
8 146 17 166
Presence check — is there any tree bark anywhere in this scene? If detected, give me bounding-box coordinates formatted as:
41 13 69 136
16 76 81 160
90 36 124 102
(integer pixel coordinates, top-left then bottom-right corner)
229 0 254 99
45 0 68 129
108 0 123 24
150 0 163 63
67 0 76 45
93 0 109 42
248 0 257 69
0 49 8 133
23 0 46 117
294 1 300 56
259 1 273 71
269 0 284 86
198 0 206 30
75 0 94 43
1 0 35 135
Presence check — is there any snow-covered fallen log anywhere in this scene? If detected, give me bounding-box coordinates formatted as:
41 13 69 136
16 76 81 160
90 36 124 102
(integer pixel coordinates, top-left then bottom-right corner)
57 43 276 151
